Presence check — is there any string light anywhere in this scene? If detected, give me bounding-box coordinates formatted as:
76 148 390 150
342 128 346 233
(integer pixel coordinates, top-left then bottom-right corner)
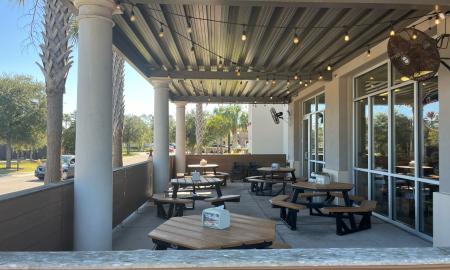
299 80 303 85
116 0 122 11
218 59 223 69
305 82 308 87
266 78 269 85
272 78 276 85
366 47 371 57
287 80 290 86
435 15 441 25
294 73 298 80
270 96 273 100
130 8 136 22
389 24 395 36
241 25 247 41
159 25 164 38
412 27 418 40
240 80 243 85
344 29 350 42
256 75 260 81
318 74 323 80
287 89 290 94
293 31 300 45
327 65 332 71
236 68 241 76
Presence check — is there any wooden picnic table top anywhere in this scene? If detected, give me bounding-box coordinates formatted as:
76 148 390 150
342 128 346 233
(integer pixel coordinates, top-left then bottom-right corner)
170 176 222 187
257 167 295 173
188 164 219 168
292 181 354 192
148 214 276 250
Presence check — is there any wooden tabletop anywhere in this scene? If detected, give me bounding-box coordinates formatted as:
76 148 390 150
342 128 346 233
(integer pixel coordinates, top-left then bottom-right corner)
148 214 276 250
292 181 354 191
257 167 295 173
188 164 219 168
171 176 222 187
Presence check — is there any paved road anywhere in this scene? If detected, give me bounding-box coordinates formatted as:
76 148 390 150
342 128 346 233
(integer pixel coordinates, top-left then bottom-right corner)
0 152 149 196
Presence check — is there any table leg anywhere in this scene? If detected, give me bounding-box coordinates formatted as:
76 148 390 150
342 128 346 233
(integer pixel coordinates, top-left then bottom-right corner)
153 239 170 250
291 172 296 182
215 183 223 197
213 168 217 175
168 184 179 216
342 191 357 229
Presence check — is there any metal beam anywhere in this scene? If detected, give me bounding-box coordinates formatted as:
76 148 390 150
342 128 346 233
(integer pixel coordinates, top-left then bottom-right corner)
169 94 289 104
131 0 448 9
149 70 332 81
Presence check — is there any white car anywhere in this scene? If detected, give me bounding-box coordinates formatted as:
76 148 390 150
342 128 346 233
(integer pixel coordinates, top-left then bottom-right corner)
35 155 75 180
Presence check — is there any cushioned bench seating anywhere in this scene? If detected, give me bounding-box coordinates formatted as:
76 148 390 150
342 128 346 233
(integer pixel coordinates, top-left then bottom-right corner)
322 200 377 235
270 195 306 230
151 194 192 219
205 194 240 208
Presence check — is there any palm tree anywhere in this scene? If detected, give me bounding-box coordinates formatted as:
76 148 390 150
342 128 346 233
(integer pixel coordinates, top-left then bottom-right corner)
112 50 125 167
195 103 205 154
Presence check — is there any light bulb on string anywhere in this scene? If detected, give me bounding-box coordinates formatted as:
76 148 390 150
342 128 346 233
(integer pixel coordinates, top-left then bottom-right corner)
272 78 276 85
116 0 122 11
293 30 300 45
389 24 395 36
256 75 260 81
236 68 241 77
287 89 290 94
159 25 164 38
130 9 136 22
318 74 323 80
299 80 303 85
287 80 290 86
412 28 418 40
327 65 332 71
241 25 247 41
294 73 298 80
266 78 269 85
435 15 441 25
344 29 350 42
218 59 223 69
366 47 371 57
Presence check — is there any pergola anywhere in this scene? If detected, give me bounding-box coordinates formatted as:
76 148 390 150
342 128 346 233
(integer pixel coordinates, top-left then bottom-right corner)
68 0 448 251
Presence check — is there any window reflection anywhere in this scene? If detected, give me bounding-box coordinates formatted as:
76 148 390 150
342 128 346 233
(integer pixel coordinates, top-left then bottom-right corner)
394 178 415 228
420 77 439 180
372 93 389 171
355 171 368 200
317 112 324 161
372 174 389 216
393 85 415 176
420 183 438 236
355 99 368 168
355 64 388 98
317 93 325 111
392 65 412 85
304 98 315 114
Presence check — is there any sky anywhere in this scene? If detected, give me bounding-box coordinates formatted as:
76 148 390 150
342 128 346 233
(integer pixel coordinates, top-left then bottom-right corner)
0 1 220 117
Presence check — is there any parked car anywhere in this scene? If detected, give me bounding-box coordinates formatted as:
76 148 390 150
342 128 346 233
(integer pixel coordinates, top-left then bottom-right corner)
35 155 75 180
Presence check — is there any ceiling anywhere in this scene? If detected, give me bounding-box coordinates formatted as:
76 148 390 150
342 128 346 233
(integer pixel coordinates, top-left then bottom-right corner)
108 0 437 103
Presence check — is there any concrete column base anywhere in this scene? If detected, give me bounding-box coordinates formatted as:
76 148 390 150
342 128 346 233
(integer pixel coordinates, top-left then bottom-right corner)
433 192 450 247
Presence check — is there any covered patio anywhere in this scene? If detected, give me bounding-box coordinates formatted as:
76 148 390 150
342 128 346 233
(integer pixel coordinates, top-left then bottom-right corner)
3 0 450 268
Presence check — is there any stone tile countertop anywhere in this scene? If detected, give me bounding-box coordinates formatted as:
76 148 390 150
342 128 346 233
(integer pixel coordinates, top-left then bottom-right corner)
0 248 450 269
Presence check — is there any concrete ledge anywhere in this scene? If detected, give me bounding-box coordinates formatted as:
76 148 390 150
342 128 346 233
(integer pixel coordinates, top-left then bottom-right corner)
1 248 450 269
434 192 450 247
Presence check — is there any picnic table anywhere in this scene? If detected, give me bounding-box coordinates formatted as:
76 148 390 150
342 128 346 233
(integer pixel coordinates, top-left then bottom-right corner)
170 176 223 209
148 213 276 250
248 167 297 196
291 181 354 215
187 163 219 175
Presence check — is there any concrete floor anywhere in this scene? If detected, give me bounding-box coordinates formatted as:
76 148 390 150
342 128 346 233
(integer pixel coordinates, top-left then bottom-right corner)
113 182 431 250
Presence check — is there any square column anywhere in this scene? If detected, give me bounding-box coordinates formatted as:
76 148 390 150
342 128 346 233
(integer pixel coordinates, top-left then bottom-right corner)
152 79 170 193
73 0 115 251
434 18 450 247
175 102 187 174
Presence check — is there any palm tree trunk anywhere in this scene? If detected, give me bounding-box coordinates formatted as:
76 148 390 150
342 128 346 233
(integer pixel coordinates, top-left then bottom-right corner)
195 103 205 154
112 50 125 168
5 139 12 169
45 93 63 183
38 0 72 184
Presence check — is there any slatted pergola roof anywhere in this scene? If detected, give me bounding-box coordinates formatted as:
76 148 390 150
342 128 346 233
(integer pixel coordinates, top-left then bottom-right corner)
102 0 443 103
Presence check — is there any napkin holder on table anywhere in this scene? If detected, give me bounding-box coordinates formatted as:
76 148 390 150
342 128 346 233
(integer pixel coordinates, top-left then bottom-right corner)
202 206 230 230
200 159 208 166
192 171 201 182
271 163 280 170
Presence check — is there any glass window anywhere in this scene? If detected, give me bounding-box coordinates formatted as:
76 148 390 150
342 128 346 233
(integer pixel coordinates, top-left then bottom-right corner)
372 93 389 171
393 85 415 176
317 112 324 161
355 171 368 200
420 183 438 236
355 64 388 98
372 174 389 216
311 114 316 160
392 65 412 85
355 99 368 168
304 98 315 114
317 93 325 111
420 77 439 180
393 178 415 228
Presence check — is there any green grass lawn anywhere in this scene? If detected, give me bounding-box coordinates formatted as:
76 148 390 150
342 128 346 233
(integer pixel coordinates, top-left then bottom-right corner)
0 160 41 175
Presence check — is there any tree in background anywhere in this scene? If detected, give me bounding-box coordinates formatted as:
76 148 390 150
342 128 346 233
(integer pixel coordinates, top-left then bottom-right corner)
169 115 176 144
0 74 46 168
62 113 76 154
185 110 197 153
214 105 246 151
122 115 151 154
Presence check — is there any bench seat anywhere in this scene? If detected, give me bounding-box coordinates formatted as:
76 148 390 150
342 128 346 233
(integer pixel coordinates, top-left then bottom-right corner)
205 195 240 208
322 200 377 235
151 194 192 219
269 195 305 230
330 192 365 203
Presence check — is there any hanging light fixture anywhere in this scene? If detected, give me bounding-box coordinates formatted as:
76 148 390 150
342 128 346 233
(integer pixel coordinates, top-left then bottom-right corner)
294 73 298 80
270 96 273 100
318 74 323 80
130 7 136 22
236 68 241 77
389 24 395 36
241 25 247 41
435 14 441 25
299 80 303 85
344 29 350 42
159 25 164 38
327 65 332 71
293 29 300 45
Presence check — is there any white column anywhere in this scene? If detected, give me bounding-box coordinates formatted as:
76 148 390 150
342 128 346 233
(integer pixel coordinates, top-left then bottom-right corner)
434 18 450 247
175 102 187 174
152 80 170 194
73 0 115 251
